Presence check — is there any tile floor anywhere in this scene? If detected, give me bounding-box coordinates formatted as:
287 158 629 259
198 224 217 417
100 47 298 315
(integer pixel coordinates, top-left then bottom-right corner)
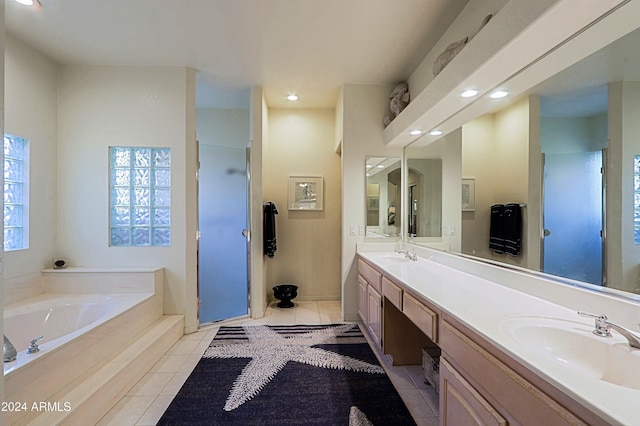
97 300 440 425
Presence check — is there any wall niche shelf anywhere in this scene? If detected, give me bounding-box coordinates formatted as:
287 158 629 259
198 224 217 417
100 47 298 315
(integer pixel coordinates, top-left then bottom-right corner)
383 0 630 149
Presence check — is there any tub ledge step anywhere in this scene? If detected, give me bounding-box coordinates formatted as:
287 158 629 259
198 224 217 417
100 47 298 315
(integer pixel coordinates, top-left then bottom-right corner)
27 314 184 426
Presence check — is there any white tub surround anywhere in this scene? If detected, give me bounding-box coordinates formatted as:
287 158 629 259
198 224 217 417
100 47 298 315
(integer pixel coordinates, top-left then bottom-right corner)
42 266 164 294
357 243 640 426
3 267 182 425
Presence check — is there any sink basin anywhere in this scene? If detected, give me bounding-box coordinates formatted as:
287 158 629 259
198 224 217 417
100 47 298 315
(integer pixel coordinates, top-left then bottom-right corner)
368 253 410 265
499 316 640 390
377 255 410 264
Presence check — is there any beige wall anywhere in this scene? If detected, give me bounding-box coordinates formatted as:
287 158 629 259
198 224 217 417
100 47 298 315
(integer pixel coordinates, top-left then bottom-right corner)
462 97 529 266
264 108 341 300
4 35 58 281
608 81 640 293
57 65 199 332
341 84 402 320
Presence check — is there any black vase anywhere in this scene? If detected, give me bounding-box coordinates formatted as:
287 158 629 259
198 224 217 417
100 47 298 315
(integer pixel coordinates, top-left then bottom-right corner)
272 284 298 308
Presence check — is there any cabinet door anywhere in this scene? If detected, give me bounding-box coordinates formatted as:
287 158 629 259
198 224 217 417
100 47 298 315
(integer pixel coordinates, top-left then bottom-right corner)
440 358 507 426
358 276 368 322
367 285 382 347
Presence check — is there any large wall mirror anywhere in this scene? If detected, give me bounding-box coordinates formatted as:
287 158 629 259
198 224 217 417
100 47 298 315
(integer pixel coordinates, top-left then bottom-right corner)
365 157 401 238
406 146 443 239
405 18 640 298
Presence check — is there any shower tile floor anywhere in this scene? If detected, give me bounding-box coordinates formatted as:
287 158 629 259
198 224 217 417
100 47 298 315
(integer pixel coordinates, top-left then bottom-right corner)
97 300 439 425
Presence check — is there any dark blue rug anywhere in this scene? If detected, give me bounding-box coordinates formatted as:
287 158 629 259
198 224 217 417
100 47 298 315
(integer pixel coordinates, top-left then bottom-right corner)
157 324 416 425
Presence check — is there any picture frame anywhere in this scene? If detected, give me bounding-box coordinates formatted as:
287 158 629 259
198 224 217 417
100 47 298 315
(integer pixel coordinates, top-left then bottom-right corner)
288 176 323 210
367 197 379 210
462 177 476 211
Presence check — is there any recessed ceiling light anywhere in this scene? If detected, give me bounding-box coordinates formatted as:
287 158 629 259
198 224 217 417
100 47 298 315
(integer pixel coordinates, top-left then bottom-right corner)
287 94 298 101
409 130 423 136
377 164 385 169
366 164 373 169
429 130 443 136
14 0 38 5
461 89 479 98
490 90 508 99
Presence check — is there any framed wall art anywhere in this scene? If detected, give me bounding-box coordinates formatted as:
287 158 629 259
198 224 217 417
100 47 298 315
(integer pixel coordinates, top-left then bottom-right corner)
462 177 476 212
288 176 323 210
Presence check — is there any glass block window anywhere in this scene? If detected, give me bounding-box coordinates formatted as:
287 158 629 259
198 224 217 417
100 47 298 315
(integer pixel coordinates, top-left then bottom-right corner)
4 134 29 251
635 156 640 244
109 147 171 246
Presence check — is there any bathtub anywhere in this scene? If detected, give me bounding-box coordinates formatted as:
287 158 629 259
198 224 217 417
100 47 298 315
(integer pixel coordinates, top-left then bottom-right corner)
3 267 165 425
4 293 151 375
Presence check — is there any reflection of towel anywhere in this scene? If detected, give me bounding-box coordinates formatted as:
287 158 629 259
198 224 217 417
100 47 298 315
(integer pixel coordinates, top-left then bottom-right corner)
489 203 522 256
263 202 278 258
503 203 522 256
489 204 505 253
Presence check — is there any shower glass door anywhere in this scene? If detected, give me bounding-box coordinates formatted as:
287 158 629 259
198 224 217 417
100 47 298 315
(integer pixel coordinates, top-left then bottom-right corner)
542 150 603 285
198 144 249 323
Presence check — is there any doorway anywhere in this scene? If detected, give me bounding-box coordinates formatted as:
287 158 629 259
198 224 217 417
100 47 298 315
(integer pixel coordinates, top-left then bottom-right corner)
542 150 604 285
198 144 250 323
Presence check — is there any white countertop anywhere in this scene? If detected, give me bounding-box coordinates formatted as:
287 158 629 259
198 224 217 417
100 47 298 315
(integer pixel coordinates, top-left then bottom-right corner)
358 249 640 426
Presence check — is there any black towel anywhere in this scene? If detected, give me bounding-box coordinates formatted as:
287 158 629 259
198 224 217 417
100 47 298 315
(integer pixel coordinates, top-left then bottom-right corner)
263 202 278 258
489 203 522 256
489 204 505 253
503 203 522 256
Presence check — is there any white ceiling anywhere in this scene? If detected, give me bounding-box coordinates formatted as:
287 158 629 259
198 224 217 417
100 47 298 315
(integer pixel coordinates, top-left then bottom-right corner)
5 0 469 109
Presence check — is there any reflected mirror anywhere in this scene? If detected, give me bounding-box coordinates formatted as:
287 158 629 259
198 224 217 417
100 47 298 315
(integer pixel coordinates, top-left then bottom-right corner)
405 20 640 297
406 155 442 239
365 157 401 238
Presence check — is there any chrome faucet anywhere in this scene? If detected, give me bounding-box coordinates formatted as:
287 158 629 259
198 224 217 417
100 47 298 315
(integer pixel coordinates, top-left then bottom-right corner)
397 248 418 261
27 336 43 354
578 311 640 349
4 335 17 362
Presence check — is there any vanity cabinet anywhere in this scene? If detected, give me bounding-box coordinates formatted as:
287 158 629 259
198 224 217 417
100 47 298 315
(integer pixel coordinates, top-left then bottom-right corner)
367 285 382 345
357 254 610 425
439 316 601 426
357 259 382 347
403 292 438 342
440 358 506 425
382 276 402 309
357 276 368 321
359 257 436 364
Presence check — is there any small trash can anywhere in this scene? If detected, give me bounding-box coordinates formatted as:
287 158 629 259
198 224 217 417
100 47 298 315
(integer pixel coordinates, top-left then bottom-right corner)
272 284 298 308
422 347 441 393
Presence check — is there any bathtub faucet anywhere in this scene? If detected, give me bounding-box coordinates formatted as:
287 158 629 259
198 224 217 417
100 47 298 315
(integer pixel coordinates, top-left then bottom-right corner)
3 335 17 362
27 336 43 354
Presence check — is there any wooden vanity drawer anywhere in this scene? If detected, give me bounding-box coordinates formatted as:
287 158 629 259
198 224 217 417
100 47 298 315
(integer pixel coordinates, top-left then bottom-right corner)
440 320 589 425
358 258 382 292
402 292 437 341
382 276 402 310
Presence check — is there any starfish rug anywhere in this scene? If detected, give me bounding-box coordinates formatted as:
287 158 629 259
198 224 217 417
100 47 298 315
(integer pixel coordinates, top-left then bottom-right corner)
157 324 416 425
